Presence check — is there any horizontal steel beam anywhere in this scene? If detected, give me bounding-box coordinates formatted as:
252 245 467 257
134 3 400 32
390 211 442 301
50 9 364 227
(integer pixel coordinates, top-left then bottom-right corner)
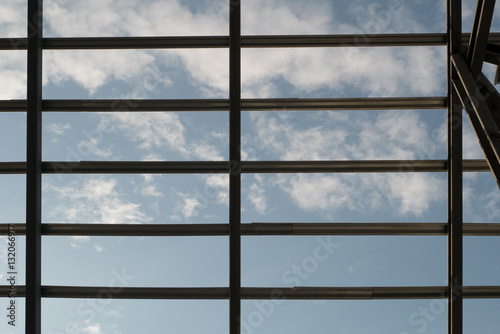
2 223 500 236
2 33 500 50
241 160 490 173
0 97 447 112
44 36 229 49
241 34 448 47
484 43 500 65
243 97 447 111
243 286 447 299
42 286 229 299
0 285 498 299
463 286 500 298
0 160 491 174
41 161 230 174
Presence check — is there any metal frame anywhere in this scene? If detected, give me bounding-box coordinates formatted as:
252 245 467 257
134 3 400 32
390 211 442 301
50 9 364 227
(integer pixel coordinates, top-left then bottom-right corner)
0 0 498 333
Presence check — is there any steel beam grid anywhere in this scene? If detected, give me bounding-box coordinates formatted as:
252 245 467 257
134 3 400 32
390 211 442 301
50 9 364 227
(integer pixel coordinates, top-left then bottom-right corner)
6 0 499 333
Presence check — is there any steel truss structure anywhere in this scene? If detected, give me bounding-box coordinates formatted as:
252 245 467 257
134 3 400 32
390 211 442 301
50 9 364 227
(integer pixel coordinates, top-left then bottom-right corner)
0 0 499 333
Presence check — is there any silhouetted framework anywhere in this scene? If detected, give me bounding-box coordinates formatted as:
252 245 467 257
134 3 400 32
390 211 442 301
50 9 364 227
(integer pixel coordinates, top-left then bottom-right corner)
0 0 499 333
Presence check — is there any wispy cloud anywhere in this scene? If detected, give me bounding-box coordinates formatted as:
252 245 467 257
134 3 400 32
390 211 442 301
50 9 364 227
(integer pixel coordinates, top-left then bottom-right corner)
101 112 225 161
274 172 446 218
246 110 445 161
248 181 269 215
173 191 203 220
44 177 151 225
43 50 160 95
464 173 500 223
245 110 448 217
46 123 72 136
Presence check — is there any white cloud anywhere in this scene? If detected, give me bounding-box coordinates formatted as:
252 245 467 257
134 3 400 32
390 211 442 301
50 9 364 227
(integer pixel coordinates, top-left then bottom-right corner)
242 0 333 35
248 182 268 215
464 173 500 223
94 244 105 252
45 177 151 224
82 323 102 334
171 175 228 222
43 50 160 95
277 174 354 212
241 46 445 98
44 0 227 37
386 173 445 216
244 110 448 217
139 184 163 197
248 110 444 161
0 0 26 37
76 137 113 158
102 113 224 161
38 0 446 101
70 236 90 248
275 172 446 217
203 175 229 205
46 123 72 136
0 51 27 99
174 192 203 219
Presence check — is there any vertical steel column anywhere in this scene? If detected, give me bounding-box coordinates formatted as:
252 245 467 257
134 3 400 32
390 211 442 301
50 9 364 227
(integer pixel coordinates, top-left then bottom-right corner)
26 0 43 334
26 0 43 333
447 0 463 333
229 1 241 334
26 0 43 329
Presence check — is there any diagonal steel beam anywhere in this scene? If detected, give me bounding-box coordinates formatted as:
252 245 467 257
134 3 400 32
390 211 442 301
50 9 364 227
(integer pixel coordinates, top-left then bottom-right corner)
452 54 500 186
466 0 497 76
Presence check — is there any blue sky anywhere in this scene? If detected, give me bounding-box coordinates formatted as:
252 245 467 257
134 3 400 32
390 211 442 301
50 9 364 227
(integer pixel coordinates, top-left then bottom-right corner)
0 0 500 333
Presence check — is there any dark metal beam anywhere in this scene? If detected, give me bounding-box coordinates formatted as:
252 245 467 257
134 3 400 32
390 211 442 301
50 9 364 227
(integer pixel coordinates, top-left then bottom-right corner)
448 0 463 333
26 0 43 333
229 1 242 334
453 80 500 185
242 97 447 111
484 43 500 65
476 73 500 133
44 36 229 49
2 285 500 299
3 33 500 51
452 54 500 186
466 0 497 76
0 160 491 175
241 160 486 173
42 161 230 174
0 97 448 113
2 222 500 236
42 286 230 299
241 34 447 47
